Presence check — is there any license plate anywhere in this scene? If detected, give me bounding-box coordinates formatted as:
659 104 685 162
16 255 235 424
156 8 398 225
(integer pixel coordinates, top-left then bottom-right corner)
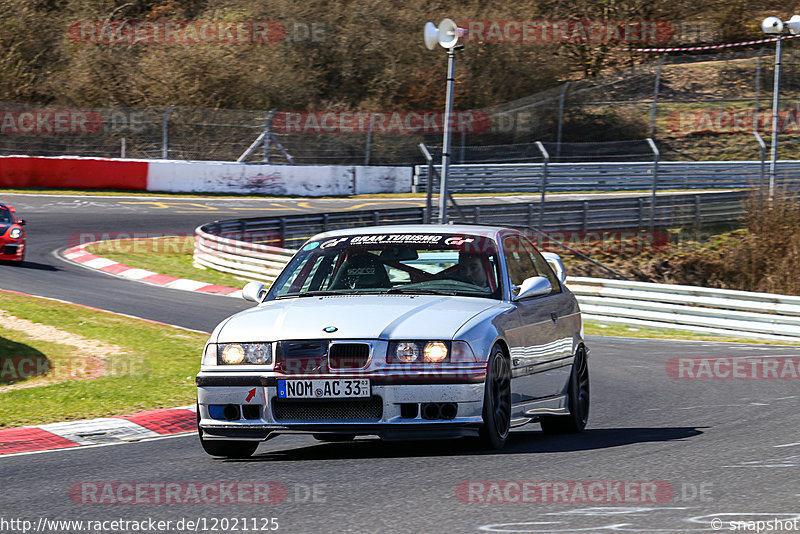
277 379 371 399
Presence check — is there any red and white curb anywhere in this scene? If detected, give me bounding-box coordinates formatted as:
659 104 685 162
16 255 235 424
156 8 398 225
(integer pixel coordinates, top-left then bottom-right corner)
62 242 241 298
0 406 196 456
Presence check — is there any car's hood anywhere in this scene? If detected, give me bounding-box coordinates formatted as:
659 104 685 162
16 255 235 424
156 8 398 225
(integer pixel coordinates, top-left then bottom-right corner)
216 294 502 342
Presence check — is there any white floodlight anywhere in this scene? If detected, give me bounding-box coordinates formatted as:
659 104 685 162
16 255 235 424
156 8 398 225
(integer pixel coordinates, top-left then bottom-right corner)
423 19 463 50
762 16 784 34
424 22 439 50
786 14 800 34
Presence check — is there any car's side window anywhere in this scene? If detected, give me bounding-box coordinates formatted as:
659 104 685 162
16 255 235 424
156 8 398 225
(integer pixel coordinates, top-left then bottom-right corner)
502 236 538 288
519 236 561 294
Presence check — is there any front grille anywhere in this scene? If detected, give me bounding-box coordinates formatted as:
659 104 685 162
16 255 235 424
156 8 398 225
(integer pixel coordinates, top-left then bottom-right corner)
272 396 383 421
329 343 370 369
276 340 328 375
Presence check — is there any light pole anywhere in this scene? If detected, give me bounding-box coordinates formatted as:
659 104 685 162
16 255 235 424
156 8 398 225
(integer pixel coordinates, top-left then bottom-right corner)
424 19 464 224
761 15 800 200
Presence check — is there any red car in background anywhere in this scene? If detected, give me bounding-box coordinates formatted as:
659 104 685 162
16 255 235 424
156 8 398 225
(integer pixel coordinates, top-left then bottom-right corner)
0 202 26 263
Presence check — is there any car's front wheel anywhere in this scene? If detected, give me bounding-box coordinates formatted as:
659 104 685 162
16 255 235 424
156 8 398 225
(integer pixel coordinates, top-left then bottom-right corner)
478 346 511 450
540 346 589 434
197 407 259 458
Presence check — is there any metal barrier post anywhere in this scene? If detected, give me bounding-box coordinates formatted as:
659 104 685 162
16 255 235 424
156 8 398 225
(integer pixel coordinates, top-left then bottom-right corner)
647 138 660 231
535 141 550 229
649 55 665 138
754 131 767 194
556 82 570 160
264 110 276 163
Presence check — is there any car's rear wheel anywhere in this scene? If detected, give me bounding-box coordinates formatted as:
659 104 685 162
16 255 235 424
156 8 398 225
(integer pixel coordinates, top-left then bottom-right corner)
478 346 511 450
197 406 259 458
313 434 356 442
540 346 589 434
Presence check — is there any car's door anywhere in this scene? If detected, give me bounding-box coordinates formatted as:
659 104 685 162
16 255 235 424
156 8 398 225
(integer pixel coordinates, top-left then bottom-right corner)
502 233 575 400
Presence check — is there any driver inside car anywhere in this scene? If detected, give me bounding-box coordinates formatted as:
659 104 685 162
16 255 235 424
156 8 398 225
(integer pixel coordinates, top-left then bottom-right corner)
457 252 489 288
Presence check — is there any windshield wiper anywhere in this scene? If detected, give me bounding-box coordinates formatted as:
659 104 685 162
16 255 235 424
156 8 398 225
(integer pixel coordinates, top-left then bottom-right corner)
384 287 461 296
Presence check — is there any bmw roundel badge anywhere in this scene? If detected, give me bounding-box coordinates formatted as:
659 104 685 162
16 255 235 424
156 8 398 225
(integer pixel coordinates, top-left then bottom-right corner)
323 326 338 333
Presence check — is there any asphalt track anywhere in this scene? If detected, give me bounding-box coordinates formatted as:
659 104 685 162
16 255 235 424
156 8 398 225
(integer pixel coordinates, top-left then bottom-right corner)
0 193 798 533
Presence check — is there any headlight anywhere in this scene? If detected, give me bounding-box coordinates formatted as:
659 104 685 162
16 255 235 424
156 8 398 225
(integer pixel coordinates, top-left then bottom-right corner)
423 341 448 363
393 342 420 363
217 343 272 365
9 228 21 239
388 341 451 363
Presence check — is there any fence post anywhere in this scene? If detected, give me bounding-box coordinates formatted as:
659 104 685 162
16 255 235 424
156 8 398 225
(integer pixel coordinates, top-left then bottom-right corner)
460 131 467 163
649 54 665 138
474 206 481 224
120 137 126 158
263 109 276 163
754 48 763 132
161 105 174 159
535 141 550 229
647 137 660 231
418 143 434 224
364 114 375 166
556 82 570 160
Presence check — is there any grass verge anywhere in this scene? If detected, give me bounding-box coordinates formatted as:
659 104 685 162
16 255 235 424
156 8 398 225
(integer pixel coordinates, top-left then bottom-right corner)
84 236 247 289
0 290 208 428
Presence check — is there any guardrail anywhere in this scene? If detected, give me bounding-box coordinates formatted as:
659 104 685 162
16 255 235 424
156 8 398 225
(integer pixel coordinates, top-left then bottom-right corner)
193 227 297 283
413 160 800 193
569 277 800 343
196 190 748 254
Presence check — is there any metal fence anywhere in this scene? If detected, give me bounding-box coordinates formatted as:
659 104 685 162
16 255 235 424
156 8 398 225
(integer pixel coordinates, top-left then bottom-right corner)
413 160 800 194
8 46 800 164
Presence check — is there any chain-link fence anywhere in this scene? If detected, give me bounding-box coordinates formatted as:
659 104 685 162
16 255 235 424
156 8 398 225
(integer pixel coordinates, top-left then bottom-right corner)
4 45 800 164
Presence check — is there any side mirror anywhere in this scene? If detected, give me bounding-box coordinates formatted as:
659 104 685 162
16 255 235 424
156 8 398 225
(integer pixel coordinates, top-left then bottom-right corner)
541 252 566 284
512 276 552 300
242 281 267 303
16 219 26 226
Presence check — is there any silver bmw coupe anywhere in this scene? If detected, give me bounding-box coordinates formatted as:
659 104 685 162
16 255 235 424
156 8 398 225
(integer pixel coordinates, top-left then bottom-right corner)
196 225 589 457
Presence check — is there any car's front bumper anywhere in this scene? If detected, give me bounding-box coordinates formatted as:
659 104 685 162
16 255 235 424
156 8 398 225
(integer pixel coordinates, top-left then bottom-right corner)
196 377 486 441
0 242 23 261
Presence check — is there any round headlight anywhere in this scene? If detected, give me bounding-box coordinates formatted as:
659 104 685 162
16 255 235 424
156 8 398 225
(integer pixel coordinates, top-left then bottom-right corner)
395 342 420 363
9 228 21 239
423 342 448 363
244 343 271 364
220 344 245 365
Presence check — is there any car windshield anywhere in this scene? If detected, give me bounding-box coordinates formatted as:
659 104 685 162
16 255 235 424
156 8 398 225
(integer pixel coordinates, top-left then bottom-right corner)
270 232 502 299
0 208 12 224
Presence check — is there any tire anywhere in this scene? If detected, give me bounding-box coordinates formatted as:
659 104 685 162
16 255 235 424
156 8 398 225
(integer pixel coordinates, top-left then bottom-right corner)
478 346 512 450
313 434 356 442
540 346 589 434
197 406 259 458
